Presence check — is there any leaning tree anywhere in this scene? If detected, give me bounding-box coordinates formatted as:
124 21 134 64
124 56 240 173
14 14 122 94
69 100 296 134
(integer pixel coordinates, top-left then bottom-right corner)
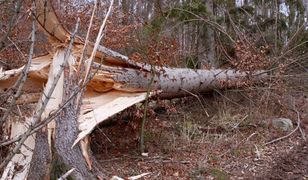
0 0 266 179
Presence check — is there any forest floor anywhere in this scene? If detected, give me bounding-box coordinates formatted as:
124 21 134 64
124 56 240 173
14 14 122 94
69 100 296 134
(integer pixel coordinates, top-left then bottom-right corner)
91 91 308 179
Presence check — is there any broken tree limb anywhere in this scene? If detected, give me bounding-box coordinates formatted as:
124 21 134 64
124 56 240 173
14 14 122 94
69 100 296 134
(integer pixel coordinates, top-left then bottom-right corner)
34 0 72 43
83 0 114 84
33 0 150 71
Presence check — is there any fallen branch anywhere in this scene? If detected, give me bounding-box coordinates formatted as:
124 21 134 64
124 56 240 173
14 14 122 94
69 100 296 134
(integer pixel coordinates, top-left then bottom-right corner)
180 88 209 117
263 110 304 146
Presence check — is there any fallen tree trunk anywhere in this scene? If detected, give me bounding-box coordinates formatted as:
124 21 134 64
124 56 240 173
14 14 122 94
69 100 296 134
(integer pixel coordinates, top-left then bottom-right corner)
92 64 264 93
0 0 267 179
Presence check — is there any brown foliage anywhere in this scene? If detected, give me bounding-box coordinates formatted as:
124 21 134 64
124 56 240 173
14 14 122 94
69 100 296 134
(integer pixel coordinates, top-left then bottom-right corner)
232 40 270 71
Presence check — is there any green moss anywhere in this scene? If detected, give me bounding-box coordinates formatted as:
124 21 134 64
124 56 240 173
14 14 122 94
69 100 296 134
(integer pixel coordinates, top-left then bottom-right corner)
209 168 229 180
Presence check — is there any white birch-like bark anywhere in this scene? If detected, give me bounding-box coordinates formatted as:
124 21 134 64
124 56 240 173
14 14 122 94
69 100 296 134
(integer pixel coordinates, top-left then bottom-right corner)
93 64 264 93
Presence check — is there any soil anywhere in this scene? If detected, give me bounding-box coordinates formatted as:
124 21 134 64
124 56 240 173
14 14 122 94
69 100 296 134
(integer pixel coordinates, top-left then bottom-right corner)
261 139 308 179
91 94 308 179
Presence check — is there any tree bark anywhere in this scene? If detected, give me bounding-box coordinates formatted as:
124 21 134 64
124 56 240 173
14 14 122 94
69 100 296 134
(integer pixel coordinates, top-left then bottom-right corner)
28 130 51 180
92 63 264 93
54 84 95 179
205 0 217 67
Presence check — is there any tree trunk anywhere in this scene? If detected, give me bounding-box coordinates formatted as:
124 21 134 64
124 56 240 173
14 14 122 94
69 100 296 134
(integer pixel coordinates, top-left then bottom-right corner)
54 81 95 179
28 130 51 180
92 64 263 93
198 0 217 68
205 0 217 68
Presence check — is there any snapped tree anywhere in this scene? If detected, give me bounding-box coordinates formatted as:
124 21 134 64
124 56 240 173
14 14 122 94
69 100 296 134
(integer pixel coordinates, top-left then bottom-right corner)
0 0 266 179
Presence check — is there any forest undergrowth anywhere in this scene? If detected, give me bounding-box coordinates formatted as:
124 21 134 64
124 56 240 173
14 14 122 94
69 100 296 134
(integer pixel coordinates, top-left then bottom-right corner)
90 87 308 179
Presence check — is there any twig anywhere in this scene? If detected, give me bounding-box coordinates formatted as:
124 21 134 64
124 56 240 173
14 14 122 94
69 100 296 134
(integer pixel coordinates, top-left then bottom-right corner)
263 110 303 146
83 0 114 84
0 16 80 171
75 0 98 109
58 168 76 180
0 0 22 51
128 172 151 180
0 4 36 128
77 0 97 72
0 29 25 59
180 88 209 117
295 110 306 141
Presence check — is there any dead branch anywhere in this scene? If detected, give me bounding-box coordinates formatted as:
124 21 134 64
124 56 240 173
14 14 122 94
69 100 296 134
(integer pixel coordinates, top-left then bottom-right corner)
76 0 97 73
83 0 114 84
263 110 304 146
0 0 22 51
0 7 36 129
180 88 209 117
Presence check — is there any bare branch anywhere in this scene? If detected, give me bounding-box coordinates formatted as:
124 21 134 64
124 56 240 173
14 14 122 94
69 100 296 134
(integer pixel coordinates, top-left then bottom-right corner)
0 4 36 128
82 0 114 84
263 110 304 146
77 0 97 73
180 88 209 117
0 0 22 51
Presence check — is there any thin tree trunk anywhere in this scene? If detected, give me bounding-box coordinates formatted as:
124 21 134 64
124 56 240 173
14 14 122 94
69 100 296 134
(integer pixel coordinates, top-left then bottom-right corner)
205 0 217 68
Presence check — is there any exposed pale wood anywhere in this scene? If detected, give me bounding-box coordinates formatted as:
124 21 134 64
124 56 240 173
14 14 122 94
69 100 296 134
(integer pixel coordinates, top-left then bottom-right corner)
16 93 41 104
1 50 66 179
73 90 148 146
0 55 51 94
0 118 35 180
0 54 51 81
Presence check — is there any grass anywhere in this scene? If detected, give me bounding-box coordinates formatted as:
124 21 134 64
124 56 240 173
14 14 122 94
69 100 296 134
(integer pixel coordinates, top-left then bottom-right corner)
89 89 308 178
209 168 229 180
179 117 199 143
